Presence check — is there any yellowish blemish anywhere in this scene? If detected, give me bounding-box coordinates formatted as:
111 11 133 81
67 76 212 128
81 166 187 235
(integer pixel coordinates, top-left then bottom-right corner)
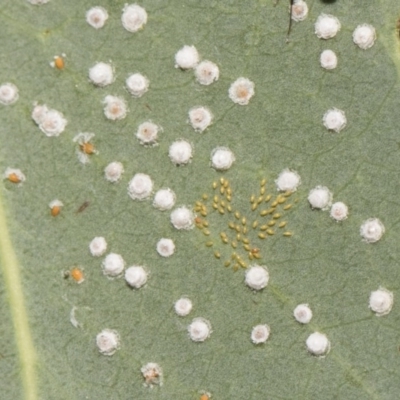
51 205 61 217
8 173 21 183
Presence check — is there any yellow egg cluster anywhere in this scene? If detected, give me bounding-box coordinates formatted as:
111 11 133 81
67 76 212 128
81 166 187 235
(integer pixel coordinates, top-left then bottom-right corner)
194 177 297 271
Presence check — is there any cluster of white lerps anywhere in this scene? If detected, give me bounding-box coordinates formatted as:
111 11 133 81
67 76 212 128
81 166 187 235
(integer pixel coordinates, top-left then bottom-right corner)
174 44 241 170
307 184 385 242
21 6 243 174
280 286 393 359
83 5 150 126
292 302 329 356
85 4 147 32
87 234 150 291
88 61 149 100
315 13 376 50
174 45 219 86
314 10 376 138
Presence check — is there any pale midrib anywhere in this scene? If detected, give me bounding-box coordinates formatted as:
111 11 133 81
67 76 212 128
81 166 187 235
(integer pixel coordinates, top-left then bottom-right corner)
0 192 37 400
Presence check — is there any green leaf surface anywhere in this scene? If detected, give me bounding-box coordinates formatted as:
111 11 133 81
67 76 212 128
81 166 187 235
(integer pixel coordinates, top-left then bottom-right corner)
1 1 400 399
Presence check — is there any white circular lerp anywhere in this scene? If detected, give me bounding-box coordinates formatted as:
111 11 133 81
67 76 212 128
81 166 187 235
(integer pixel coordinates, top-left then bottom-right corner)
275 169 301 192
89 236 107 257
96 329 120 356
293 304 313 324
102 253 125 277
125 266 148 289
353 24 376 50
126 73 149 97
121 4 147 32
330 202 348 221
188 106 213 132
360 218 385 243
188 318 212 342
315 14 341 39
291 0 308 22
308 186 332 210
250 324 270 344
170 206 194 230
86 6 109 29
104 161 124 183
156 238 175 257
195 61 219 85
175 45 199 69
228 77 255 105
245 265 269 290
136 121 160 145
323 108 347 133
89 62 114 87
306 332 330 356
320 50 338 70
153 188 176 211
103 95 127 120
174 297 193 317
369 287 393 316
0 83 19 105
40 110 68 137
169 140 193 165
127 173 153 200
211 147 235 171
